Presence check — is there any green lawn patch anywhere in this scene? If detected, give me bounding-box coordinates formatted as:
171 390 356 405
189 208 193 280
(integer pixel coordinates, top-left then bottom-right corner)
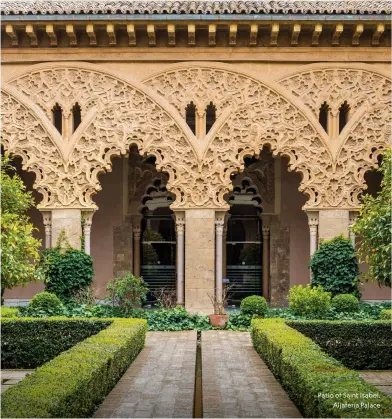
251 318 392 418
1 317 146 418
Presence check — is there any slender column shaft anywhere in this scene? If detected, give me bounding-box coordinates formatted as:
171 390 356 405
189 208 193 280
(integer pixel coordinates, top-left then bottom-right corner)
349 212 357 247
133 226 141 277
262 226 270 300
41 211 52 248
174 212 185 306
215 214 225 304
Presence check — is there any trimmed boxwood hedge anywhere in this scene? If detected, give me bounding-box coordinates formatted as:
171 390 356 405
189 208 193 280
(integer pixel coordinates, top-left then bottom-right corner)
2 318 146 418
380 309 391 320
251 318 392 418
2 318 111 368
287 320 392 370
0 307 19 318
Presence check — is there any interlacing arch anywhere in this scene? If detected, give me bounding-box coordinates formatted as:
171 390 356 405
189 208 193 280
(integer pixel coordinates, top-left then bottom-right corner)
1 63 201 210
145 62 391 209
1 62 390 211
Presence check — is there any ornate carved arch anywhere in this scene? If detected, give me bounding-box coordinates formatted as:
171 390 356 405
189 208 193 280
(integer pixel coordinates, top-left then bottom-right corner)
1 63 201 210
278 63 391 121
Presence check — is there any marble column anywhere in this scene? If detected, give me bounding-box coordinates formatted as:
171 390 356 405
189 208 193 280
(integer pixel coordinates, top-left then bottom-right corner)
83 211 94 255
215 212 225 305
261 224 270 300
133 225 141 277
51 209 82 249
349 211 358 248
41 211 52 248
307 211 319 257
174 211 185 306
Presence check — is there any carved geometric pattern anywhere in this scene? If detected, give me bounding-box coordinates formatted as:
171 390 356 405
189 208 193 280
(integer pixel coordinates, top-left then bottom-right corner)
279 67 391 118
2 66 199 210
1 62 391 211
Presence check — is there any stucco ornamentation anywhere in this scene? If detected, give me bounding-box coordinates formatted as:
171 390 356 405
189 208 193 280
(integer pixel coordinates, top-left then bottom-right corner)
1 63 391 211
2 1 390 15
2 67 201 209
279 67 391 118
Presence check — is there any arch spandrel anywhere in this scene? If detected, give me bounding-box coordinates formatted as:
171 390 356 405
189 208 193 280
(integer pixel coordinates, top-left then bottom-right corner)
277 63 391 120
2 63 201 210
1 88 66 208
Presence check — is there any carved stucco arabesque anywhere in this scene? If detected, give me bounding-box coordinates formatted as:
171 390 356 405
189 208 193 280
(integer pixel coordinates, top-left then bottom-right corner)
1 62 391 212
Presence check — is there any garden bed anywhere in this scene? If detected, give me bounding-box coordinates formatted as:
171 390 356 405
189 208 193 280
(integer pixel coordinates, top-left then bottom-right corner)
251 318 392 418
1 317 147 418
287 320 392 370
2 317 111 368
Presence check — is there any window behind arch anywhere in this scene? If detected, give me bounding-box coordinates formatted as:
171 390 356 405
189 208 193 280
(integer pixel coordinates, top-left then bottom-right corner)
206 102 216 134
319 102 329 133
185 102 196 135
339 101 350 133
52 103 62 134
72 103 82 132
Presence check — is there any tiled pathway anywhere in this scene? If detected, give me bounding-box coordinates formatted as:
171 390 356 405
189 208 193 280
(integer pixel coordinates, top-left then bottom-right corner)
95 331 302 418
202 331 302 418
94 331 196 418
359 371 392 397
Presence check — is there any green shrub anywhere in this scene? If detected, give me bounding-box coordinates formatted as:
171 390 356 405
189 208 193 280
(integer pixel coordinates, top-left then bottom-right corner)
288 320 392 370
28 291 63 312
380 309 392 320
251 319 392 418
0 307 19 318
331 293 360 313
42 248 94 301
1 318 110 368
147 307 212 331
105 273 149 314
240 295 268 316
309 236 360 297
1 318 146 418
288 284 331 317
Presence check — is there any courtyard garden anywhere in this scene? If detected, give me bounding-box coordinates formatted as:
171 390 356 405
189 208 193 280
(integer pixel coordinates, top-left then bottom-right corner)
1 152 392 418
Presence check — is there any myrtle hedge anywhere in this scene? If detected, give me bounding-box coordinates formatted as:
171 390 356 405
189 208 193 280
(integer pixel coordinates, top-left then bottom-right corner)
1 318 146 418
287 320 392 370
0 307 19 318
380 309 391 320
1 318 110 368
251 319 392 418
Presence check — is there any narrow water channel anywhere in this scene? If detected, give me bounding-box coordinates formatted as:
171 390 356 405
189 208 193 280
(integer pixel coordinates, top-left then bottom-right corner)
193 330 203 418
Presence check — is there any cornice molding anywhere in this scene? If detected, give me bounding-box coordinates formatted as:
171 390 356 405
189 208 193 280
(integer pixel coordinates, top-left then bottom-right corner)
1 1 391 16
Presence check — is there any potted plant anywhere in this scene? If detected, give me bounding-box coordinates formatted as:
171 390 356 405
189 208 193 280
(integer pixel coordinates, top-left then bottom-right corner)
208 284 232 328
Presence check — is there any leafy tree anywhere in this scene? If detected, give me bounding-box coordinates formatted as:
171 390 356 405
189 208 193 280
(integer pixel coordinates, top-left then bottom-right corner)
352 150 392 288
309 236 360 298
1 154 43 298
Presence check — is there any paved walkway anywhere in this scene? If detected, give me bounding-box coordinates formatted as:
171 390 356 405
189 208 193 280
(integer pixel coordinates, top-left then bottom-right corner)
359 371 392 397
94 331 196 418
1 370 33 393
202 331 302 418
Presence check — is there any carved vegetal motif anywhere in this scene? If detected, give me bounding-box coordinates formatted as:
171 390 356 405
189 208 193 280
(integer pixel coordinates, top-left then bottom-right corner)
2 63 391 211
1 91 66 207
145 68 253 118
3 67 200 209
335 102 391 207
279 68 391 119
